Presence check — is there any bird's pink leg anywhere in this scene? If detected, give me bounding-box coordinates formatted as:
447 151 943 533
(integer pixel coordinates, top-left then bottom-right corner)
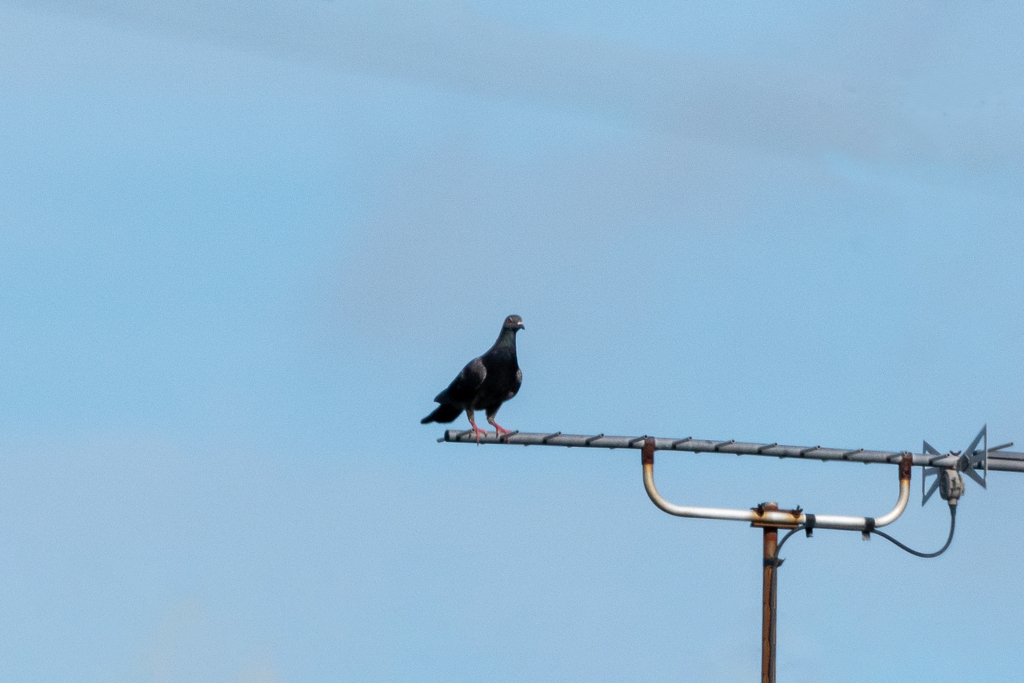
467 410 488 443
487 416 511 436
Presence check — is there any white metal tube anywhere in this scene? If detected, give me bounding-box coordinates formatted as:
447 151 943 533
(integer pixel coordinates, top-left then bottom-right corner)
641 438 912 531
642 459 761 522
810 480 909 530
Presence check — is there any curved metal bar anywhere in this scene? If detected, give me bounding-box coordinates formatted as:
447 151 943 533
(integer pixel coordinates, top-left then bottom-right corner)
641 438 912 531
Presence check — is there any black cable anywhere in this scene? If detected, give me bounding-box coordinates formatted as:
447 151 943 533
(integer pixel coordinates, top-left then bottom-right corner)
765 525 806 683
761 504 956 682
869 504 957 558
767 504 958 566
774 526 805 558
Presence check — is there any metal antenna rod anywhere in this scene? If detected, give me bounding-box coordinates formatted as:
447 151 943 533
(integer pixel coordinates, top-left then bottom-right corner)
442 429 1024 473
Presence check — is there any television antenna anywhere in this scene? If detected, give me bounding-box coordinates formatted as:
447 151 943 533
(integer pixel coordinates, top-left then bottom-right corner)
439 425 1020 682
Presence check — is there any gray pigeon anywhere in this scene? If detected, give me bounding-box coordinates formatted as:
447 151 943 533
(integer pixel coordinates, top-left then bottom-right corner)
421 315 524 441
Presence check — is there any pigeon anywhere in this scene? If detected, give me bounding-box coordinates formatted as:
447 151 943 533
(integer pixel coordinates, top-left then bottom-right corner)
421 315 524 441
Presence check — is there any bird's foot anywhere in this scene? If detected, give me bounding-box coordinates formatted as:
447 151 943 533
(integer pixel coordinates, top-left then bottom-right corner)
469 423 488 444
488 421 514 441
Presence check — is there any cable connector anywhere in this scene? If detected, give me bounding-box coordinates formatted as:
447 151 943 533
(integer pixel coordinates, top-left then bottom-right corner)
940 468 965 507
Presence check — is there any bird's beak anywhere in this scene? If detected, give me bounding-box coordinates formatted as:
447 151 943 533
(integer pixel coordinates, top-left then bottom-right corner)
518 322 525 330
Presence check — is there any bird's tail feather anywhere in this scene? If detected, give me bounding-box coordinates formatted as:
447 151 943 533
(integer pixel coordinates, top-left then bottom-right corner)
421 403 463 424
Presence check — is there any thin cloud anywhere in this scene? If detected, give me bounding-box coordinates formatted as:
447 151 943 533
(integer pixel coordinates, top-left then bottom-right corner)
7 0 1022 168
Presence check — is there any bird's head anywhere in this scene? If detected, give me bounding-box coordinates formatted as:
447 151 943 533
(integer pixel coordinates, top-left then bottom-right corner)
503 315 525 332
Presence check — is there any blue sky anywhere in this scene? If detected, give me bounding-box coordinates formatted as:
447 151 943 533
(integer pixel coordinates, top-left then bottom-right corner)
1 1 1023 681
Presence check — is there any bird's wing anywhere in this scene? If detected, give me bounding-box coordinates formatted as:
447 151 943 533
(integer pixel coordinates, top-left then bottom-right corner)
434 357 487 404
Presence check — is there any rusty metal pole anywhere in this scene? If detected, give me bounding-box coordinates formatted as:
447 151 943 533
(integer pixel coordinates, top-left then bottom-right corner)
760 502 778 683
